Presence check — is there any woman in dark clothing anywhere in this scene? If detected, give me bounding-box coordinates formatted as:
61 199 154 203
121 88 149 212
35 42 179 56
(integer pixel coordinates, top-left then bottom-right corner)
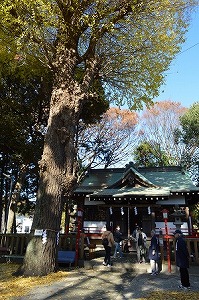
148 230 160 275
174 229 190 289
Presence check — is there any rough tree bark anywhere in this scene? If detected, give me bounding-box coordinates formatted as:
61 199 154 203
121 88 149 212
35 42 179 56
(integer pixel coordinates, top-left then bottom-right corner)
18 46 97 276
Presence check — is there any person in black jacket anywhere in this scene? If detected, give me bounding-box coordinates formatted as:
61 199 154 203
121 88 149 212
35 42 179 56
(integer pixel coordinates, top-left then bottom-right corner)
148 230 160 275
113 225 123 258
174 229 190 290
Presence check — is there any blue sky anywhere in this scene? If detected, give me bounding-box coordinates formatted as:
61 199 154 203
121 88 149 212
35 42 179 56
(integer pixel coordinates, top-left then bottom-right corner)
153 8 199 108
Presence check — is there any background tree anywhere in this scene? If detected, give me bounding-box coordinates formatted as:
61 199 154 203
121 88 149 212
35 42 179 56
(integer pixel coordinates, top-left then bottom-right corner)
77 107 139 178
0 46 52 232
190 202 199 230
179 102 199 146
133 140 171 167
0 0 197 276
178 102 199 183
177 102 199 229
135 100 190 166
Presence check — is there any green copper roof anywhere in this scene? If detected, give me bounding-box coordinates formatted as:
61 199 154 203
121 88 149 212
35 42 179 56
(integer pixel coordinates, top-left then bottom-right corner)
75 166 199 197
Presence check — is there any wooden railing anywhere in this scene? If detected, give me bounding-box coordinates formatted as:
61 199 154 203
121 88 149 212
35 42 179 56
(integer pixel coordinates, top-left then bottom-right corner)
0 233 30 255
0 233 198 264
186 237 199 263
159 236 199 264
0 233 84 260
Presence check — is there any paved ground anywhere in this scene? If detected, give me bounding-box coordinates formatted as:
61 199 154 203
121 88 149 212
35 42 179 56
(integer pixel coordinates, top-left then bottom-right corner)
13 253 199 300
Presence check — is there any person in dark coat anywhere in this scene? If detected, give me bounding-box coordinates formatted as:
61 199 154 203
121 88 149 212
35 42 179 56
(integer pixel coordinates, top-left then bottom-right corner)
148 230 160 275
113 225 123 258
174 229 190 289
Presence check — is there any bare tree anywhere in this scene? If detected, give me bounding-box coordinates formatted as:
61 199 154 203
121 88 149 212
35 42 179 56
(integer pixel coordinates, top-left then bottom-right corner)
138 100 194 165
77 107 139 178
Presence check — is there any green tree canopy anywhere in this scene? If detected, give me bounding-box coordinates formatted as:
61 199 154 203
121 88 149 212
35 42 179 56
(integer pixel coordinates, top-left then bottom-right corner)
133 140 171 167
1 0 195 109
180 102 199 146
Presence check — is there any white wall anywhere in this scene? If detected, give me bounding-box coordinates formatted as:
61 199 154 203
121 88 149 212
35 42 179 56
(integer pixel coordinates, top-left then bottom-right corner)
83 221 106 233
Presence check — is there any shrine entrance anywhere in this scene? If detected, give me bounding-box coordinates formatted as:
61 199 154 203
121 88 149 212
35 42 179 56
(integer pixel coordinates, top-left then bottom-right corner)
108 205 154 238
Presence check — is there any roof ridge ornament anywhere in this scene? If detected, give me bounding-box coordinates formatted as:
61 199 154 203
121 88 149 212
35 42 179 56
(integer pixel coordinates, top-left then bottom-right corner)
125 161 138 170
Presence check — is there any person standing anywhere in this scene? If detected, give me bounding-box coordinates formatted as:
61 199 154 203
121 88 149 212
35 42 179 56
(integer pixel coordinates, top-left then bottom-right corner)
149 230 160 275
132 225 139 239
174 229 190 290
102 225 114 267
135 227 147 263
113 225 123 258
130 225 139 252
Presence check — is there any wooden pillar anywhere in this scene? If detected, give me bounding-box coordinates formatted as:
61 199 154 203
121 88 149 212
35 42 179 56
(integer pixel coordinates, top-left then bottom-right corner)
127 206 130 238
193 239 199 263
185 207 192 235
79 233 85 260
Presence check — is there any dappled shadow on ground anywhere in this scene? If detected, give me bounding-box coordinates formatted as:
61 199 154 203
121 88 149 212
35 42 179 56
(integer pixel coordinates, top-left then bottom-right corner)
15 266 199 300
16 270 137 300
13 253 199 300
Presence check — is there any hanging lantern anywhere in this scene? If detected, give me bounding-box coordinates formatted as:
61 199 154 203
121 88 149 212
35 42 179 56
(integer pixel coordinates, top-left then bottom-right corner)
121 207 124 215
162 209 169 220
148 206 151 215
109 207 113 214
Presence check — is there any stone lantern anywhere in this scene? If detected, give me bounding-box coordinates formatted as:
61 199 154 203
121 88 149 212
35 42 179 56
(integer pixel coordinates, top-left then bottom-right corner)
171 208 186 230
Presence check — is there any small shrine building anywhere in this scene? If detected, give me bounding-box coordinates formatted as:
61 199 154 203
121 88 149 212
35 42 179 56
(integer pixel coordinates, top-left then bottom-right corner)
73 163 199 237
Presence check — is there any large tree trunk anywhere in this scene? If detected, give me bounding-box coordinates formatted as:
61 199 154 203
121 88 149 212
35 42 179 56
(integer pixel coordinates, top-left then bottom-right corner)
20 94 79 275
20 98 77 274
17 42 98 276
